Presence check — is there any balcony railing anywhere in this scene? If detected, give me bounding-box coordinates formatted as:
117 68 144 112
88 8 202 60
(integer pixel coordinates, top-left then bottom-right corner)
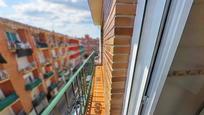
16 109 26 115
48 83 58 91
44 71 54 79
25 78 42 91
8 42 33 57
41 52 95 115
41 59 51 67
32 92 46 107
5 32 33 57
36 41 48 49
80 46 85 55
69 52 81 59
57 69 64 77
0 93 19 111
16 48 33 58
57 80 65 89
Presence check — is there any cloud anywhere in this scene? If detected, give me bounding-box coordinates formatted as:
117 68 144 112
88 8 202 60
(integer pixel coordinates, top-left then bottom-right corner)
0 0 99 38
62 23 100 38
24 10 53 18
0 0 6 7
45 0 89 10
12 0 91 24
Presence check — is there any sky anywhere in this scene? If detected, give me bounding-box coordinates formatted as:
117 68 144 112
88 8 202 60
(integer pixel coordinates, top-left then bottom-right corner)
0 0 100 38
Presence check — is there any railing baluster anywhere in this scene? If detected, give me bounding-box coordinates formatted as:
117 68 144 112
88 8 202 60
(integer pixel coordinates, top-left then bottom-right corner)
64 92 69 113
75 75 82 115
41 52 95 115
71 82 77 115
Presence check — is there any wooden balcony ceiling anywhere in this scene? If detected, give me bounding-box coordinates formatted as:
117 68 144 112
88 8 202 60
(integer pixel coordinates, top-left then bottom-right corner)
88 0 102 25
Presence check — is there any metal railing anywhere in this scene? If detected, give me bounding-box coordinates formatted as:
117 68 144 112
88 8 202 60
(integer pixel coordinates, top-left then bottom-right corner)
41 52 95 115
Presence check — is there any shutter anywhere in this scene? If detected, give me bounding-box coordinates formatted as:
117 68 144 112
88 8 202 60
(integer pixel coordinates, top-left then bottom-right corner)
5 32 17 42
11 33 17 42
6 32 12 41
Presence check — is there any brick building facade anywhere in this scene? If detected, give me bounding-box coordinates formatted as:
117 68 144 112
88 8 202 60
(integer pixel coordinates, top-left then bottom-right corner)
0 18 83 115
80 34 99 56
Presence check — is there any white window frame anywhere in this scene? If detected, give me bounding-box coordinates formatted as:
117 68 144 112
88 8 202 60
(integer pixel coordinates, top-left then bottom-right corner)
141 0 193 115
122 0 146 114
123 0 168 115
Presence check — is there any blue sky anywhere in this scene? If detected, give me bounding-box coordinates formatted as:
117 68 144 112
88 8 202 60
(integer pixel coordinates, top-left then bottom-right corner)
0 0 100 38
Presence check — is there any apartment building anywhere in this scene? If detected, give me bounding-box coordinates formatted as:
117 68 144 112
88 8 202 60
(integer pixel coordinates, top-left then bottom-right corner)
0 18 84 115
80 35 99 55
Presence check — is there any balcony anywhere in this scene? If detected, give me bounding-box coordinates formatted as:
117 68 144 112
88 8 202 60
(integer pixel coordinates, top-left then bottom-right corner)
41 59 51 67
36 41 48 49
44 71 54 79
63 69 70 81
69 52 80 60
41 52 95 115
52 55 58 61
32 92 46 107
69 46 79 51
16 48 33 58
0 93 19 111
57 41 64 47
48 83 58 91
25 78 42 91
5 32 33 57
86 66 105 115
80 46 85 54
9 43 33 57
19 62 36 74
57 80 64 89
16 109 26 115
57 69 64 77
69 39 79 44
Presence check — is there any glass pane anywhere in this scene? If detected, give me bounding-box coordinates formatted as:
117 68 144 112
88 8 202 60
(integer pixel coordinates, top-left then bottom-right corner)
155 1 204 115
